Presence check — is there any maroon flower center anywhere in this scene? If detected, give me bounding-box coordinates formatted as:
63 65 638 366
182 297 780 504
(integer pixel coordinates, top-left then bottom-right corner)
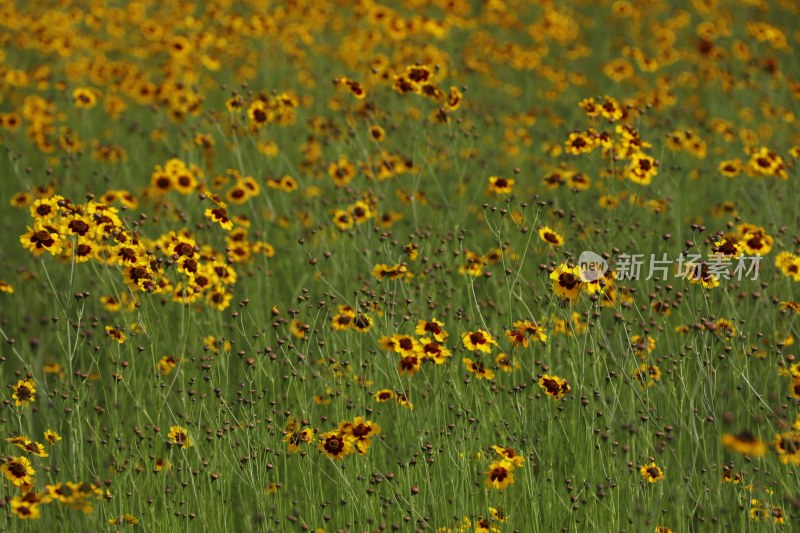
9 462 26 477
490 467 508 482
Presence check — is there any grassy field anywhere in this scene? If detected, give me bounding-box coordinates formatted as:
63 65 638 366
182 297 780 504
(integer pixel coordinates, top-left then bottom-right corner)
0 0 799 531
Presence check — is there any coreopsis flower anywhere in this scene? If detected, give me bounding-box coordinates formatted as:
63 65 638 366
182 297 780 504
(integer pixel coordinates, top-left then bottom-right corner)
775 253 800 281
61 213 94 239
12 379 36 406
550 264 582 301
458 251 486 276
791 376 800 400
748 146 787 179
9 493 41 520
419 338 451 364
108 515 139 526
334 77 366 99
339 417 381 454
719 159 742 177
640 462 665 483
632 364 661 388
247 100 272 127
630 335 656 356
538 226 564 246
415 319 448 342
290 320 308 339
462 330 498 353
1 456 35 487
73 87 98 108
579 97 600 117
713 319 736 339
488 506 508 523
318 431 353 460
351 314 373 333
749 499 776 522
389 334 419 356
368 124 385 142
488 176 514 195
105 325 127 344
20 224 63 256
204 205 233 231
721 431 767 457
495 353 518 372
167 426 193 449
445 86 462 111
371 263 410 280
712 238 744 258
491 445 525 467
627 152 658 185
484 460 515 490
398 354 423 376
374 389 395 402
284 427 315 453
42 363 64 376
396 393 413 410
349 200 374 225
328 157 356 187
772 431 800 464
7 437 48 457
158 355 178 375
721 465 744 484
153 457 172 472
513 320 548 344
505 328 528 348
599 96 623 121
564 131 596 155
463 358 495 380
740 230 773 255
402 243 419 261
538 374 571 399
44 430 62 445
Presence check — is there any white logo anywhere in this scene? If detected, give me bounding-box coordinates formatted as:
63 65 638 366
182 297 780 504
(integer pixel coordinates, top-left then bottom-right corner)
578 251 608 282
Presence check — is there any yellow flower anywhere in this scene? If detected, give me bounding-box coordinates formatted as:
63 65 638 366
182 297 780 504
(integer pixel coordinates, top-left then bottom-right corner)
463 358 495 380
338 417 381 455
491 445 525 468
721 431 766 457
484 460 515 490
44 430 62 445
550 264 582 301
12 379 36 406
374 389 395 402
1 456 35 487
20 224 63 256
158 355 179 375
488 176 514 195
640 462 665 482
538 374 571 399
105 325 127 344
73 87 98 109
318 431 353 460
628 152 658 185
10 494 41 520
538 226 564 246
284 427 315 453
462 330 498 353
167 426 193 449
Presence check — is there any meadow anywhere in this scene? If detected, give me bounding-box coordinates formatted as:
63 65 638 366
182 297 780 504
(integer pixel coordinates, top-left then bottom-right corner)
0 0 799 531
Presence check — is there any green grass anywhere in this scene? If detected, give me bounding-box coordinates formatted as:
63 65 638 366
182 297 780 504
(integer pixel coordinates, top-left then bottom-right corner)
0 0 799 531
